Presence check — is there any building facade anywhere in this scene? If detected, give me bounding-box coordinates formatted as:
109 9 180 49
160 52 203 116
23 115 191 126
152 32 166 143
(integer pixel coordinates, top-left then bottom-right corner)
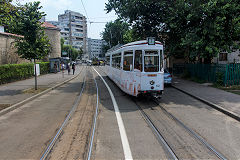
48 10 87 54
87 38 106 60
213 49 240 64
42 22 61 59
0 31 28 65
0 23 61 65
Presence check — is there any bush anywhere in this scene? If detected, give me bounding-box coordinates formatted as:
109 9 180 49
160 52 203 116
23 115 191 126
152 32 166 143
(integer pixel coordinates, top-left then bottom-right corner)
182 69 191 78
0 62 50 85
215 72 224 86
38 62 50 74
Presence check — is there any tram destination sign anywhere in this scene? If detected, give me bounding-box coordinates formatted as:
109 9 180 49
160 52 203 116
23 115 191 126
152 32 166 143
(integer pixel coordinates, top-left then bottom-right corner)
147 37 155 45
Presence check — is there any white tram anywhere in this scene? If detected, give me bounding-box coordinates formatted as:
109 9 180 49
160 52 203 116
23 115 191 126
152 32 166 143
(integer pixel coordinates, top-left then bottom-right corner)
105 39 164 98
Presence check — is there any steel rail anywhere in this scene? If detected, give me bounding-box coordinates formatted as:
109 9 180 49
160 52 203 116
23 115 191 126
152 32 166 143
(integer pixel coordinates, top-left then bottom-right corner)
40 67 87 160
134 100 178 160
154 99 227 160
86 68 100 160
96 66 226 160
97 66 178 159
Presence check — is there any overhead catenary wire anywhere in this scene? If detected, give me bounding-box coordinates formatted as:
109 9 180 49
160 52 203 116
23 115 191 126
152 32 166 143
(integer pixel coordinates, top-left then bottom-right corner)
80 0 90 21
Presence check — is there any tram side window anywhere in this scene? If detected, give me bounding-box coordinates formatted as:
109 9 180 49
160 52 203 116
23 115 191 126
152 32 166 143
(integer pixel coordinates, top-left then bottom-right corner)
160 50 163 71
112 53 121 69
123 51 133 71
106 56 110 65
134 50 142 72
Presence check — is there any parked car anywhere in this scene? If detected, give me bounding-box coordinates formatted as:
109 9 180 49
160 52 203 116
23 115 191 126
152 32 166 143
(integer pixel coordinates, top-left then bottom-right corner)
164 69 172 85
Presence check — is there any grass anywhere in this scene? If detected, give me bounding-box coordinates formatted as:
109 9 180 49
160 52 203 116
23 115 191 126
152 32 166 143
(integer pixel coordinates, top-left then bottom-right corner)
22 87 48 94
0 104 11 111
213 85 240 95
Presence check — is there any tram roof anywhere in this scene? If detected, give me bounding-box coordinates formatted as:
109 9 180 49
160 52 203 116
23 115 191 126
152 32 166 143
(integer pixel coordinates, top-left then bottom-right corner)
106 40 163 55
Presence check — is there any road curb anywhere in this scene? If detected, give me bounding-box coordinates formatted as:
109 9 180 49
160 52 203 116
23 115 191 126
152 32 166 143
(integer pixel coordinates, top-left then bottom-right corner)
0 67 83 117
172 85 240 122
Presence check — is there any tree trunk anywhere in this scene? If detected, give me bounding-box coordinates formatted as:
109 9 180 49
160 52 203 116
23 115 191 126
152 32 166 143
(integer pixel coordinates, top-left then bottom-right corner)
34 59 37 90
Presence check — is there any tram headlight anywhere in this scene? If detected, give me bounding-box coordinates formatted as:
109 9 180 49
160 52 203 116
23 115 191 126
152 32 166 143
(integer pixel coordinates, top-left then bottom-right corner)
150 80 155 85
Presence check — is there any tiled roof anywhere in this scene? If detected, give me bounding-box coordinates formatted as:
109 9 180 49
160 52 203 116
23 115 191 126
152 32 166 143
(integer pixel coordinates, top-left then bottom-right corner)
42 22 58 29
0 32 23 38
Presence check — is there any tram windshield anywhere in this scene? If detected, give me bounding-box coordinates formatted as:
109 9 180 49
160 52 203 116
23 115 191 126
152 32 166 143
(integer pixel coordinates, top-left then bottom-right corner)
144 51 159 72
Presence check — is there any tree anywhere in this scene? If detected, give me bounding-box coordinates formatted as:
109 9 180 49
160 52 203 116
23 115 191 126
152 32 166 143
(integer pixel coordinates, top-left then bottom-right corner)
8 1 51 90
0 0 17 26
106 0 240 63
60 37 64 52
101 19 129 48
62 45 83 60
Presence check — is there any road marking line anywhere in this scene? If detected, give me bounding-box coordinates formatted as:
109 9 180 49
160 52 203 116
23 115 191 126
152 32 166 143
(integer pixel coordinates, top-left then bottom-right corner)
93 67 133 160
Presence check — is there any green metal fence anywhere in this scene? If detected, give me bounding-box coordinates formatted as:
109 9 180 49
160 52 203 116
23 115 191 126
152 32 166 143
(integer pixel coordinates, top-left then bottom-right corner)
173 63 240 86
225 64 240 86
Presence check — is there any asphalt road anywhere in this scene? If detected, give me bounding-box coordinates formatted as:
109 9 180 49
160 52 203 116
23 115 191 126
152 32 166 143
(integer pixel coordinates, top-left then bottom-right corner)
0 66 240 159
0 67 86 159
91 67 168 159
160 87 240 159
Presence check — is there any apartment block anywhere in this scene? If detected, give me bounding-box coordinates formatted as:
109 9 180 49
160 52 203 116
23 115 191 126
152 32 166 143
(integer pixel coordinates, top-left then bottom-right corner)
48 10 87 54
87 38 107 60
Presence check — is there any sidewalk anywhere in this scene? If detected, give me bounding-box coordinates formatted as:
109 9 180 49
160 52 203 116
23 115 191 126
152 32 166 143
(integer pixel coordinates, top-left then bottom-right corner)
0 65 82 108
172 77 240 120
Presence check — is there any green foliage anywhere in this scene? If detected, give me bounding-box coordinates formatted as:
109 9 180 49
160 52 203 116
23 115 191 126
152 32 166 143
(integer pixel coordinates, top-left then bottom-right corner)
60 38 64 52
182 69 191 79
0 62 50 84
101 19 130 48
62 45 83 60
215 72 224 86
106 0 240 62
0 0 17 26
38 62 50 74
123 29 141 44
8 1 51 60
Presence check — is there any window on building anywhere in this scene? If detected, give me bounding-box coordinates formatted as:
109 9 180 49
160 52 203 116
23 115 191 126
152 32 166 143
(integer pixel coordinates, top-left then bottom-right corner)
123 51 133 71
219 53 228 61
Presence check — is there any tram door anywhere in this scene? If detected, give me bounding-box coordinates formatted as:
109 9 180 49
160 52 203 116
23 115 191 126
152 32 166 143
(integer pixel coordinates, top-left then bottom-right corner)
133 50 143 95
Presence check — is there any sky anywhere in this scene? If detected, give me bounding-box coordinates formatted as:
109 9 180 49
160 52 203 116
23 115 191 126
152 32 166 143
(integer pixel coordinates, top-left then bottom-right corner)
15 0 118 39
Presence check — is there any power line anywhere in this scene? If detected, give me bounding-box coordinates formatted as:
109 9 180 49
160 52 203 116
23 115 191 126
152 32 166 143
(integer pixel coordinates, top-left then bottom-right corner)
89 16 118 20
89 21 108 24
80 0 89 21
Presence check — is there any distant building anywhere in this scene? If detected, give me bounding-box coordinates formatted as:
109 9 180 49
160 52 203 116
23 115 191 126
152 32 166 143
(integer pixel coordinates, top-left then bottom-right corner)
87 38 107 60
48 10 87 54
0 22 61 65
42 22 61 59
213 50 240 64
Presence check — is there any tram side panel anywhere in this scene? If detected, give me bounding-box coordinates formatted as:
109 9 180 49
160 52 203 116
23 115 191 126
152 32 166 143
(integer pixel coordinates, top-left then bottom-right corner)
121 71 138 96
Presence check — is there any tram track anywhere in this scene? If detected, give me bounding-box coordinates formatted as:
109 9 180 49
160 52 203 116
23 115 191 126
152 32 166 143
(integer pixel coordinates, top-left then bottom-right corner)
154 98 227 160
40 67 100 160
90 66 235 159
133 96 227 160
85 68 100 160
134 100 178 160
40 67 87 160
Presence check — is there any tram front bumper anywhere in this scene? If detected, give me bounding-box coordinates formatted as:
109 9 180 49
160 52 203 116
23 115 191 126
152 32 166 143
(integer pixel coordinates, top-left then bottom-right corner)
138 90 163 98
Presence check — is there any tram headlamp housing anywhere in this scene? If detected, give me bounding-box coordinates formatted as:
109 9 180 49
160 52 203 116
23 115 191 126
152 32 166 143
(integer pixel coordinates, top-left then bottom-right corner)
150 80 155 85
